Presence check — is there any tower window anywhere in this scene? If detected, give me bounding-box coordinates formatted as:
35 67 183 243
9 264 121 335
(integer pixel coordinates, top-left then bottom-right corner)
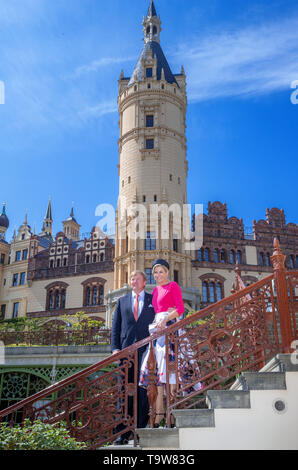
169 174 172 181
145 268 156 285
13 302 19 318
143 195 146 203
0 304 6 320
20 272 26 285
161 84 165 90
145 232 156 251
146 138 154 149
12 273 19 287
146 68 153 78
154 195 157 202
146 115 154 127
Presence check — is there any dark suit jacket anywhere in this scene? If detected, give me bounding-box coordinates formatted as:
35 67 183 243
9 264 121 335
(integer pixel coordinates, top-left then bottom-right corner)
111 291 155 358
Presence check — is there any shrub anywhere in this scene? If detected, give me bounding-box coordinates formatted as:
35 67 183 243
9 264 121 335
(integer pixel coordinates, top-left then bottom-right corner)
0 419 87 450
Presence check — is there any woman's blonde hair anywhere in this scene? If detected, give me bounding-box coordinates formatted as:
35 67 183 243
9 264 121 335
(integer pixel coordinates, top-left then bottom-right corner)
152 264 169 275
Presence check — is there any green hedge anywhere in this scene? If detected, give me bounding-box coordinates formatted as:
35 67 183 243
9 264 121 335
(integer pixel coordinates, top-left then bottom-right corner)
0 419 87 450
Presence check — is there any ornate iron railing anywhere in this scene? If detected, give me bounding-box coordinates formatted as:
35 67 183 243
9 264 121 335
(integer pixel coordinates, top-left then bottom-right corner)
0 327 111 347
0 239 296 449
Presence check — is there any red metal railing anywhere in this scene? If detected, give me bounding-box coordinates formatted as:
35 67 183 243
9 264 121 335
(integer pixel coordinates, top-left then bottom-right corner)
0 327 111 347
0 239 296 448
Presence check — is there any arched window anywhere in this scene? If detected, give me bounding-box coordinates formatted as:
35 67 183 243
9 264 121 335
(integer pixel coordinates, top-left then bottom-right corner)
204 248 210 262
216 283 222 301
82 278 106 307
220 249 226 263
213 249 219 263
265 253 271 267
230 250 236 264
100 253 104 262
86 286 91 306
290 255 295 269
92 286 98 306
236 250 242 264
202 282 208 302
209 282 215 302
259 252 264 266
46 282 69 311
197 248 203 261
49 290 54 309
200 276 225 305
93 254 97 263
296 255 298 268
61 289 66 309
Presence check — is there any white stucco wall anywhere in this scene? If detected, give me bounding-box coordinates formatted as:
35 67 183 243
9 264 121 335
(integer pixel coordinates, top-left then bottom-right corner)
179 372 298 450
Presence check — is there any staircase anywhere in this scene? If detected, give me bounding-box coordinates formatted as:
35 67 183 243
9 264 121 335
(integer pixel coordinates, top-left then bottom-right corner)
137 354 298 450
0 239 297 450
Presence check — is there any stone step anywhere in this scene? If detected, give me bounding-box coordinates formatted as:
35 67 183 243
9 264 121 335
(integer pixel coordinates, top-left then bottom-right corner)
260 354 298 373
172 409 214 428
206 390 250 409
277 353 298 372
136 428 179 449
240 372 286 391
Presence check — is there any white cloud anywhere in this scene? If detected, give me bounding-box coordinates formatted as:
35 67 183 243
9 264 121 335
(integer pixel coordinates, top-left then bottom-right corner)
74 56 135 77
172 16 298 102
78 101 118 120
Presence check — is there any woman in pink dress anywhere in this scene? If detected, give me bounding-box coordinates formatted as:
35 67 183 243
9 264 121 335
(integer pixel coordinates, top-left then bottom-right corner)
139 259 185 427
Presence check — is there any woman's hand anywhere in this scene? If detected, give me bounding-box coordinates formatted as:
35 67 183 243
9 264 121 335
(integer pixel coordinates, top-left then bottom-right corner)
156 317 168 330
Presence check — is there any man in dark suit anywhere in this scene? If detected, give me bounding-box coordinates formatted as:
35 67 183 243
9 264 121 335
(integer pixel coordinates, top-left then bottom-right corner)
111 270 155 445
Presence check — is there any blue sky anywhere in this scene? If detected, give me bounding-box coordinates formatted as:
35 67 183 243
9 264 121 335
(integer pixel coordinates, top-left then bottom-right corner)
0 0 297 241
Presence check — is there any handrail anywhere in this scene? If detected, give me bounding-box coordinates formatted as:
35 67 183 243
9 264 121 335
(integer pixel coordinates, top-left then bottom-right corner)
0 327 111 347
0 273 276 418
0 239 297 449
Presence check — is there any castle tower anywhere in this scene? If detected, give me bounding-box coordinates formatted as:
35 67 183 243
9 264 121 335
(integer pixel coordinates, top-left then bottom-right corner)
63 205 80 241
0 202 9 240
114 1 192 289
40 197 53 239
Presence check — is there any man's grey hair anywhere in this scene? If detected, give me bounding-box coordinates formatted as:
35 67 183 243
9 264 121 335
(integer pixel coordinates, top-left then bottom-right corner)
130 270 147 281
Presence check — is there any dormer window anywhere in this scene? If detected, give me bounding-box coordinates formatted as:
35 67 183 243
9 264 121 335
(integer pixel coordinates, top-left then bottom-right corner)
146 68 153 78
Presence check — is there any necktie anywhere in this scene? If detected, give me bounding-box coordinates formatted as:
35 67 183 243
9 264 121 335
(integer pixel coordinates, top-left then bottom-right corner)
133 294 139 322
